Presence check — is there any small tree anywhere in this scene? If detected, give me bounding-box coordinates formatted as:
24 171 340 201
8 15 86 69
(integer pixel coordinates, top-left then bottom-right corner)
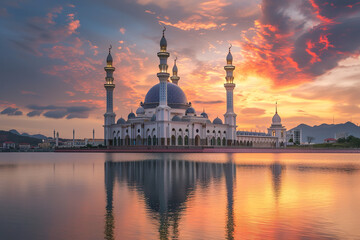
307 136 315 144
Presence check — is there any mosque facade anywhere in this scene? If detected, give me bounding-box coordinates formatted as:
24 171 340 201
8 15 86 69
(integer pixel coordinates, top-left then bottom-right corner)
103 30 286 148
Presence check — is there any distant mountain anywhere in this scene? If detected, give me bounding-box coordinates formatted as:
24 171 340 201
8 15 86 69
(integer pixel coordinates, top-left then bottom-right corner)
290 122 360 143
0 131 42 146
21 133 48 140
8 129 48 140
9 129 20 135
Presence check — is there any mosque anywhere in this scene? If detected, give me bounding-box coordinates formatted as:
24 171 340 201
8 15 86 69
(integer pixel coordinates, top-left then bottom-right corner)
103 29 286 148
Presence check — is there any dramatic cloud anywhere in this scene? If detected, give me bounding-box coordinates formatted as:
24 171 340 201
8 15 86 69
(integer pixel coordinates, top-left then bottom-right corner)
1 107 22 116
9 5 80 56
27 105 92 119
27 110 43 117
240 0 360 86
43 110 68 119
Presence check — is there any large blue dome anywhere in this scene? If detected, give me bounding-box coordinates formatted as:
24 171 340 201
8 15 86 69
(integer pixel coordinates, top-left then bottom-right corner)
143 82 189 109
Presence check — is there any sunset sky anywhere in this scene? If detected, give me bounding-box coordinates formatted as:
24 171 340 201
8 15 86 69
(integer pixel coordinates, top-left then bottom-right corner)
1 0 360 138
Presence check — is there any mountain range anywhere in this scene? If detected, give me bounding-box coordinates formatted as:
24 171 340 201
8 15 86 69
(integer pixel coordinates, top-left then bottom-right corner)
0 131 43 146
290 122 360 143
9 129 48 140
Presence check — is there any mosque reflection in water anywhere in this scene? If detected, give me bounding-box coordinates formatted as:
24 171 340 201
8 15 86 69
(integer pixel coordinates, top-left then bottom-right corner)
104 154 285 240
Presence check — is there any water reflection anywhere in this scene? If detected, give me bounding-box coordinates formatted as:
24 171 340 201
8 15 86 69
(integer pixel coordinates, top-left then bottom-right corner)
270 161 285 203
1 153 360 239
104 154 237 239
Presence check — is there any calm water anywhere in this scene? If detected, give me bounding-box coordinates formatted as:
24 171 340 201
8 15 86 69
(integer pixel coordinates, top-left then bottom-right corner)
0 153 360 240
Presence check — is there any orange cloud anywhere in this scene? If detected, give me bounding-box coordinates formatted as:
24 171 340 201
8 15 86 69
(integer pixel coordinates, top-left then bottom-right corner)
159 17 219 31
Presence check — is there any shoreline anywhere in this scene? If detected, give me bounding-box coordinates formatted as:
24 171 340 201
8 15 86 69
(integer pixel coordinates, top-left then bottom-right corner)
54 147 360 154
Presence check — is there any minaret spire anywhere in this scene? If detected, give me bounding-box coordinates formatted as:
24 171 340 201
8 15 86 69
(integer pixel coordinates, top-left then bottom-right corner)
170 57 180 85
224 43 237 146
275 101 278 114
104 45 116 146
156 27 171 145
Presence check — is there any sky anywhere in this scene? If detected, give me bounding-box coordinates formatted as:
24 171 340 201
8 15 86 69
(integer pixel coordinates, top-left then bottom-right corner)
1 0 360 138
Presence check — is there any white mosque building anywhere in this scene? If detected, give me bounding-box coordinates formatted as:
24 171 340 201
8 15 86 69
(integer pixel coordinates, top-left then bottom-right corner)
103 30 286 148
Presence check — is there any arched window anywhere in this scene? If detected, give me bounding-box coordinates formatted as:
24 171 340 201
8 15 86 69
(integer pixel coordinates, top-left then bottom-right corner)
184 136 189 145
136 135 142 145
118 137 120 146
222 137 226 146
171 135 176 146
195 135 200 146
147 136 151 146
125 135 130 146
217 137 221 146
211 137 216 146
153 135 157 146
272 130 276 136
178 136 183 146
113 137 117 146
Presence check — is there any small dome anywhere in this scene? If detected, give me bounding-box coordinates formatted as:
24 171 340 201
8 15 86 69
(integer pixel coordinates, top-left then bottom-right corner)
172 115 181 121
160 35 167 50
201 111 208 118
272 112 281 124
128 112 135 120
107 52 113 63
151 114 156 121
185 107 195 115
213 117 223 124
117 117 126 124
172 63 178 74
136 106 145 115
226 51 232 64
206 119 211 124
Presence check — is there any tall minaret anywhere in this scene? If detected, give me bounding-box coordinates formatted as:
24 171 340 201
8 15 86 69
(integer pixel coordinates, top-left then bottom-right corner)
224 44 237 145
104 45 116 146
56 132 59 147
156 27 171 146
92 129 95 145
53 129 55 139
170 57 180 85
73 129 75 147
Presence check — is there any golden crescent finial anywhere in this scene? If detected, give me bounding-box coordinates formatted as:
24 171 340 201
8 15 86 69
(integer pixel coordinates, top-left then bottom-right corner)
163 26 166 36
229 43 232 52
174 56 177 64
109 44 112 53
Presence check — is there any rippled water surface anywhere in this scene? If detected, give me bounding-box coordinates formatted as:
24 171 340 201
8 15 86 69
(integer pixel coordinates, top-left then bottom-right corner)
1 152 360 239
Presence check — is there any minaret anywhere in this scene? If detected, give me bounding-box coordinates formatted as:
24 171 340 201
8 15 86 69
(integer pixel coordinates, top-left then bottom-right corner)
92 129 95 145
170 57 180 85
104 45 116 146
53 129 55 139
56 132 59 147
73 129 75 147
156 27 171 146
224 44 237 145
